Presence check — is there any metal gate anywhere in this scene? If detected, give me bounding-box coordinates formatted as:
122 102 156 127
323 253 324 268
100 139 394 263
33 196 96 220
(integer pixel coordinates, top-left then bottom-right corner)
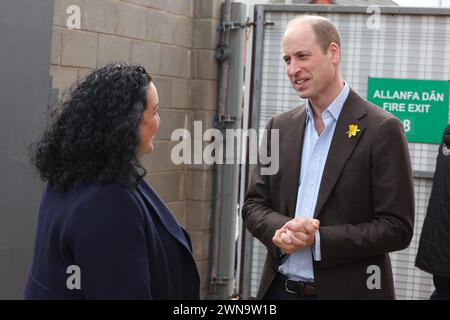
242 4 450 300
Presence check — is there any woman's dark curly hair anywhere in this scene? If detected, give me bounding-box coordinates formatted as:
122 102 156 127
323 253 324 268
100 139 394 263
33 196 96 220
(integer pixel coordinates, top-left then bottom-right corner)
31 62 152 190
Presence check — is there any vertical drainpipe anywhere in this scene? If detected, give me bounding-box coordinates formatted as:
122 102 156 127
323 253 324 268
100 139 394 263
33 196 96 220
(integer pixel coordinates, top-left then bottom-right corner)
207 1 247 300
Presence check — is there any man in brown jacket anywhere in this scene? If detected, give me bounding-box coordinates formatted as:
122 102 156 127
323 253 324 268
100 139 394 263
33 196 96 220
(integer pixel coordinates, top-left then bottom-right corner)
242 15 414 299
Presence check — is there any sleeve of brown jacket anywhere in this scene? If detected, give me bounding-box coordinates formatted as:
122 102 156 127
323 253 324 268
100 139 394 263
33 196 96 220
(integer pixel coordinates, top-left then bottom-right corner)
242 117 291 259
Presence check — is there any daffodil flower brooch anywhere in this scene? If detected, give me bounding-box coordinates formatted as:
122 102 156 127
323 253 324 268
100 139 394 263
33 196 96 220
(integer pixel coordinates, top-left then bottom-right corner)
346 124 360 138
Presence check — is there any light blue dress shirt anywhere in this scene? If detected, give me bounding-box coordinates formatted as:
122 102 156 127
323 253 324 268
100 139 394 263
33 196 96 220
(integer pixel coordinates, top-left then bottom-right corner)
278 82 350 282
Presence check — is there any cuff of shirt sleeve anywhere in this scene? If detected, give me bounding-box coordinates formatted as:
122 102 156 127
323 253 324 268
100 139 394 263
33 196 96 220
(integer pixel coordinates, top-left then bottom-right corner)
312 230 321 261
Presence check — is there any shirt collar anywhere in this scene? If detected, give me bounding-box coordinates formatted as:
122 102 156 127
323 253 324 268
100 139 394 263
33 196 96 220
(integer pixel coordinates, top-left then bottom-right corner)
306 81 350 122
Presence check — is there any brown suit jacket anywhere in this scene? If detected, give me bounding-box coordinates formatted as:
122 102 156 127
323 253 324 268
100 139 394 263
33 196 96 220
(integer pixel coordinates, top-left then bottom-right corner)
242 89 415 299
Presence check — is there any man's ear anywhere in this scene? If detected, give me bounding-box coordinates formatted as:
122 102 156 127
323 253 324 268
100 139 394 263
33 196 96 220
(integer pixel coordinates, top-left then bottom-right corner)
328 42 340 64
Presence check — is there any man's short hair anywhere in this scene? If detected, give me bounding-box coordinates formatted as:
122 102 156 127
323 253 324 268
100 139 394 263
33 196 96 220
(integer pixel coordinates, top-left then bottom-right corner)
286 15 341 54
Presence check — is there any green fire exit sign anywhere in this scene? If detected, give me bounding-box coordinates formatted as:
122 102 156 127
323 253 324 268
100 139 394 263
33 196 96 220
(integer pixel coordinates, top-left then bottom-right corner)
367 77 449 144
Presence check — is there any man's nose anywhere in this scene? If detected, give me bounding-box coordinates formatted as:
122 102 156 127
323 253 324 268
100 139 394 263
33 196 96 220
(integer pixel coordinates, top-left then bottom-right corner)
287 59 301 77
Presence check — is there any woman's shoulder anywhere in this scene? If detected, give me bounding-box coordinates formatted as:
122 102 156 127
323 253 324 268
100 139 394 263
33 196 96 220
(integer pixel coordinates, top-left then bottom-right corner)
73 182 138 205
45 182 141 220
47 181 135 200
66 182 144 230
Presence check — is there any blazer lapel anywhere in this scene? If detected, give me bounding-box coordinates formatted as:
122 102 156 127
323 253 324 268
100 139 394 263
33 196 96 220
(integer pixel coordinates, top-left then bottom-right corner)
314 90 367 218
284 105 307 217
135 179 193 254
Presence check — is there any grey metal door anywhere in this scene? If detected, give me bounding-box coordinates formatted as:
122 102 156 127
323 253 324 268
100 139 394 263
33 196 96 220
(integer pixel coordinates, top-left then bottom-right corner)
0 0 54 299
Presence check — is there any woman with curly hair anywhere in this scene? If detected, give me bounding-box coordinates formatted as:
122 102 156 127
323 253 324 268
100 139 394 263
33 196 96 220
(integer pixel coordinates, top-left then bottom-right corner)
24 63 200 299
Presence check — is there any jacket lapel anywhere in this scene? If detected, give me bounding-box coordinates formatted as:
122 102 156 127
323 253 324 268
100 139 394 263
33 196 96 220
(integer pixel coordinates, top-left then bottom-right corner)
135 179 193 254
314 90 367 218
284 105 307 217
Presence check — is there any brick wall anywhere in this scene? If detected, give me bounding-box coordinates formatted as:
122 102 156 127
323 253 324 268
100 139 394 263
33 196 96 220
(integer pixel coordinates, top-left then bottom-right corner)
51 0 222 298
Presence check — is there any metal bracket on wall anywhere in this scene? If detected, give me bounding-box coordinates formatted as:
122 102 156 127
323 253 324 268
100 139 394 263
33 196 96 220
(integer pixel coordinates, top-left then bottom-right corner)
217 21 244 32
216 18 274 62
216 114 237 124
217 18 274 33
212 276 230 285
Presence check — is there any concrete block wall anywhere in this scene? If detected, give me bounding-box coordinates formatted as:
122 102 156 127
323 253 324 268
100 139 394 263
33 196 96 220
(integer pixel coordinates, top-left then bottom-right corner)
51 0 222 299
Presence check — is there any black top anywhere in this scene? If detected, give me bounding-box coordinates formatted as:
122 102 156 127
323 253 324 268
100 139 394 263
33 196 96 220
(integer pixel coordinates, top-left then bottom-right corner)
416 125 450 277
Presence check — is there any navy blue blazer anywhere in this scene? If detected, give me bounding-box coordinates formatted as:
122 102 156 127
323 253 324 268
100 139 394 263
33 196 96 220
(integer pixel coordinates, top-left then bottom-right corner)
24 179 200 299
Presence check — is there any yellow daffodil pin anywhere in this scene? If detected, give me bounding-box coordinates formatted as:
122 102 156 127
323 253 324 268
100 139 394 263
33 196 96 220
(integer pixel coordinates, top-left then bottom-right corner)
346 124 360 138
